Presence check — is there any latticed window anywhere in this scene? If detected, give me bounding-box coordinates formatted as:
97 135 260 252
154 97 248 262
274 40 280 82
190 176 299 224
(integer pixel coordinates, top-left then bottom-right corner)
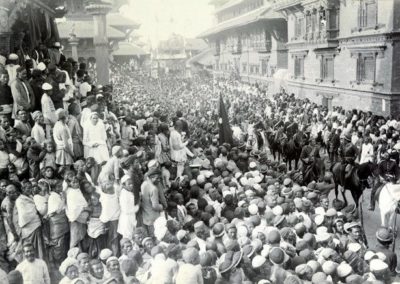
294 57 304 78
359 0 377 28
294 17 304 38
357 54 375 82
321 56 334 80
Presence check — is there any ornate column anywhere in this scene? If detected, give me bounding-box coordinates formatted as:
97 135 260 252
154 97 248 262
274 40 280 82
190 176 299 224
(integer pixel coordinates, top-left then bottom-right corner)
85 1 112 85
69 32 79 61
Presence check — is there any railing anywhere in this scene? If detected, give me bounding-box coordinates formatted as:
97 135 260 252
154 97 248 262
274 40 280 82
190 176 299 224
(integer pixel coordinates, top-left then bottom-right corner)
253 40 272 53
293 29 339 43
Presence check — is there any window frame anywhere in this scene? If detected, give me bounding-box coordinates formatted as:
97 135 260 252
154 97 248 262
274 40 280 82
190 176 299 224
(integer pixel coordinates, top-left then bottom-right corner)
358 0 378 30
356 53 376 84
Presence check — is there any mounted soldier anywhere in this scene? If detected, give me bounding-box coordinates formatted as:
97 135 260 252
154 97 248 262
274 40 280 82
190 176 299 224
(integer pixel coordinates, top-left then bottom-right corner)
339 132 359 185
369 149 400 211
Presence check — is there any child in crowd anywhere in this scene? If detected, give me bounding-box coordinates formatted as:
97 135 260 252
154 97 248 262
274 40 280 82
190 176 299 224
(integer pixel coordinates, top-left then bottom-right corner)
87 191 106 258
39 139 56 171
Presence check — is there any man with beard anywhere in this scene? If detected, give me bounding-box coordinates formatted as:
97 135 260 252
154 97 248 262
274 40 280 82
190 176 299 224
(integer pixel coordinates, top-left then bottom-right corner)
16 243 50 284
89 258 105 284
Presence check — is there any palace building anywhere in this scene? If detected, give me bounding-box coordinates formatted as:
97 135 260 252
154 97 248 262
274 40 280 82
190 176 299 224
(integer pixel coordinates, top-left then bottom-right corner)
201 0 400 115
198 0 288 84
274 0 400 116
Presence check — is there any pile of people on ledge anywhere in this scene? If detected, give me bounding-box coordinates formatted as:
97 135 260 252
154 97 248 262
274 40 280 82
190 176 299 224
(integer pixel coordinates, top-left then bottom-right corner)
0 41 399 284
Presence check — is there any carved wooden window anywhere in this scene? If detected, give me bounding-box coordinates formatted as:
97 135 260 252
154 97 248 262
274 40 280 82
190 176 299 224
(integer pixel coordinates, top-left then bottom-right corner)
294 56 304 78
321 56 334 80
359 0 377 28
356 54 376 83
294 17 304 39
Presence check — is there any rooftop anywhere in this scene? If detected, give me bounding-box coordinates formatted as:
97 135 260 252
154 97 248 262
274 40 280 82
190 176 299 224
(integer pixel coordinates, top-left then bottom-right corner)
187 48 214 66
112 41 149 56
198 6 283 38
57 19 126 39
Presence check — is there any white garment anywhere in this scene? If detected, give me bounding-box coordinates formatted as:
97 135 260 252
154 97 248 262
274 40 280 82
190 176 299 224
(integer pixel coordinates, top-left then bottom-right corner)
99 189 120 223
117 188 139 239
65 188 88 222
31 124 46 146
169 129 187 163
360 143 374 164
83 119 110 164
16 259 51 284
47 192 65 216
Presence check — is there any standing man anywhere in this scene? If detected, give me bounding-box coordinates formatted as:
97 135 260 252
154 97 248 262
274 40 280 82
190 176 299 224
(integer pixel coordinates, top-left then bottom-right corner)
375 227 397 275
41 82 57 138
1 184 22 263
13 110 32 137
6 53 20 86
48 42 62 66
0 68 13 116
170 120 190 178
10 67 35 119
140 168 164 236
16 243 50 284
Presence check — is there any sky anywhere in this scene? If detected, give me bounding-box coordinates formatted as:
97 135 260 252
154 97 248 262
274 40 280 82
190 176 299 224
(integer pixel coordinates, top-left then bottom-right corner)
120 0 215 47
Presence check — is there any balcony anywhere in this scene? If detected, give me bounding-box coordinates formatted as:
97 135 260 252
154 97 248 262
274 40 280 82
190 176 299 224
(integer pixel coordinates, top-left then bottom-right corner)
231 43 242 55
254 40 272 53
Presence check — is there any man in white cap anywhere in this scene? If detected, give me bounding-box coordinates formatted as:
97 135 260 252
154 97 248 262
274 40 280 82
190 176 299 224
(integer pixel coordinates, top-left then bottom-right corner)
6 53 19 86
41 82 57 138
10 66 35 119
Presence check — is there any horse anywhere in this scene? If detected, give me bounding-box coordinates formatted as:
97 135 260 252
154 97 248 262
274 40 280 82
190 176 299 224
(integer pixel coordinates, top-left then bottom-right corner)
266 129 283 162
281 136 302 171
331 161 377 207
378 183 400 227
302 157 326 185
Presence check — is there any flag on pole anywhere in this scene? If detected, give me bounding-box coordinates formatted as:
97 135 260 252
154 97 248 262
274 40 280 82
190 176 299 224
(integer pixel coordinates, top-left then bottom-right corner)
218 93 233 145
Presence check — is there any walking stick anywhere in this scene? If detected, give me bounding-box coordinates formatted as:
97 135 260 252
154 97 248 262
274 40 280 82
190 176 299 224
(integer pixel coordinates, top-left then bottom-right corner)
393 208 398 253
359 195 369 248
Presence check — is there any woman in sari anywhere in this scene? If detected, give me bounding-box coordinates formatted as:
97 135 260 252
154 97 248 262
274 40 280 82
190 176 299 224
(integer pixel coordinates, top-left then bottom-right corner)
66 176 91 249
53 109 74 168
47 180 69 271
15 181 46 260
67 103 84 160
83 112 109 165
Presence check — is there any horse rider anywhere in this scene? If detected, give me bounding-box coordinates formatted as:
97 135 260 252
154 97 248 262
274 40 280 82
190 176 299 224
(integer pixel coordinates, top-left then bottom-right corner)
369 149 399 211
339 132 359 185
300 137 317 175
285 116 298 138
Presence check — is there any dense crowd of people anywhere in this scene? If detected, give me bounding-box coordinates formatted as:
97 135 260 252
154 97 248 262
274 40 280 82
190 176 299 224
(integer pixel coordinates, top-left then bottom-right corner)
0 41 400 284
